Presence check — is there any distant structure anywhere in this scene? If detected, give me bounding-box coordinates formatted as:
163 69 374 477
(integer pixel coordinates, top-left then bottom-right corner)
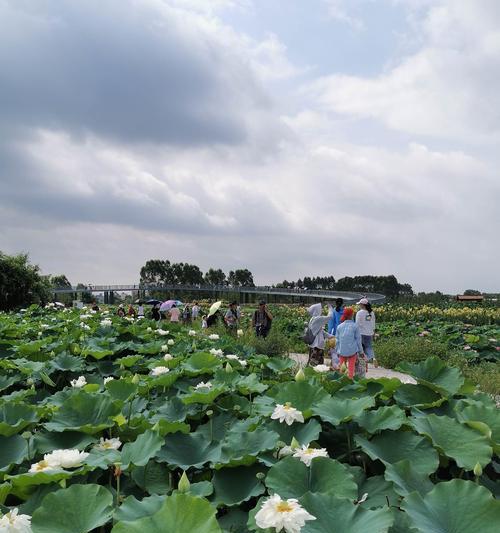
456 294 484 303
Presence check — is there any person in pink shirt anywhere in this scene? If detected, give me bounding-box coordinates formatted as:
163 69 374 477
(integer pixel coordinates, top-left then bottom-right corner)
169 304 181 323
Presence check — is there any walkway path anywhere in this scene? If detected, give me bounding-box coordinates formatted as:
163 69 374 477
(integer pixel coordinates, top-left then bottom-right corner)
289 353 416 384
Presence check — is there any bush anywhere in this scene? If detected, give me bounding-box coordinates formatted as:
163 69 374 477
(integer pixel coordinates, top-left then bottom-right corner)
375 336 450 369
247 328 291 357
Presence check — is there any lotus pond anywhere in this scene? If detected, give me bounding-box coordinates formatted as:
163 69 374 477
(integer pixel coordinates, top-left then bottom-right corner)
0 305 499 532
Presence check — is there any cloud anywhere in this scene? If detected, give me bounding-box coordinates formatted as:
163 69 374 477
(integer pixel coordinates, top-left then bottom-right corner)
306 0 500 142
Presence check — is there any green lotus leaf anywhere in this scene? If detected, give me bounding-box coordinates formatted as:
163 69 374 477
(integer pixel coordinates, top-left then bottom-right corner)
384 459 433 496
186 480 214 497
355 430 439 476
212 464 265 506
397 357 464 396
182 352 222 376
312 396 375 426
0 375 20 392
6 469 79 499
393 384 444 408
457 404 500 453
0 402 38 436
0 481 12 506
236 373 268 395
50 353 84 372
112 492 222 533
147 371 180 389
121 430 164 468
153 420 190 436
114 494 165 523
156 432 222 470
44 391 121 434
267 381 329 417
357 475 399 510
217 426 279 467
355 405 406 433
81 339 114 360
266 418 322 446
388 510 419 533
131 462 171 495
33 431 96 454
410 414 493 470
0 434 28 472
182 386 226 405
116 355 142 367
85 448 121 469
265 456 358 500
297 492 394 533
106 379 138 402
150 397 188 423
31 483 113 533
402 479 500 533
265 357 295 372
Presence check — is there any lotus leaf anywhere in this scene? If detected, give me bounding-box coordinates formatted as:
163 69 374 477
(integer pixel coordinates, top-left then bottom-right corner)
156 431 222 470
0 402 38 436
121 430 165 468
212 464 265 506
384 459 434 496
0 434 28 472
355 405 406 433
312 396 375 426
397 357 464 396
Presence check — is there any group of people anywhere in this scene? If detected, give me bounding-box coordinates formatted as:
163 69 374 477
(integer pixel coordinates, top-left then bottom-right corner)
307 297 375 378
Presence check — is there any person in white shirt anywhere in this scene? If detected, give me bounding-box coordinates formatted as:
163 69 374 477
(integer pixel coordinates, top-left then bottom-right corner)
191 302 200 320
355 298 376 362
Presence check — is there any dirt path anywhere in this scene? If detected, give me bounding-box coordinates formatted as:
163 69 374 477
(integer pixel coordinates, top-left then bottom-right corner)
289 353 416 384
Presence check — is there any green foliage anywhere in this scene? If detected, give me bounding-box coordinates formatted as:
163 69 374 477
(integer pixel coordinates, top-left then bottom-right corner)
375 336 450 368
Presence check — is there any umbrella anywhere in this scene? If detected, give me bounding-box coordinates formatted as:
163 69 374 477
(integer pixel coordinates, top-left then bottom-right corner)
146 299 162 305
160 299 182 312
54 302 65 307
208 301 222 317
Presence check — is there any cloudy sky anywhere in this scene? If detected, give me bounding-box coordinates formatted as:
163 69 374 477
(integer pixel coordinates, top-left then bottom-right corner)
1 0 499 293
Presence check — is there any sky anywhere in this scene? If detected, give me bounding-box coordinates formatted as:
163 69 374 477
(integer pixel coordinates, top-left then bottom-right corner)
0 0 499 293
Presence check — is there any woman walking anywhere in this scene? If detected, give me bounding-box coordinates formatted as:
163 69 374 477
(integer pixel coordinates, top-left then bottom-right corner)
306 303 333 366
356 298 376 364
335 307 364 379
328 298 344 335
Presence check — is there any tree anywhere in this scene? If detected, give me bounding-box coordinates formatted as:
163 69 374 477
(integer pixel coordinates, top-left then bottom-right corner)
204 268 227 285
227 269 254 287
140 260 172 286
76 283 93 303
51 274 74 305
464 289 482 296
0 252 52 310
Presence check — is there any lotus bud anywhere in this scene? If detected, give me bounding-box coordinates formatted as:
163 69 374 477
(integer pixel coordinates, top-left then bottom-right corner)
131 374 140 384
27 378 34 386
295 368 306 382
225 362 233 373
22 431 32 440
276 441 286 449
206 410 214 417
152 421 161 432
473 462 483 477
290 437 300 450
178 471 190 493
255 472 265 480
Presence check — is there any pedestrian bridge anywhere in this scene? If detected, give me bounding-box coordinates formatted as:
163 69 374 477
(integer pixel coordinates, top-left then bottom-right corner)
52 283 386 303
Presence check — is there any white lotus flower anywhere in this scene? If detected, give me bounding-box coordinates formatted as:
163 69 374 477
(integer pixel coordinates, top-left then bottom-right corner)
188 330 197 336
226 354 239 360
147 327 152 332
28 459 58 473
255 494 316 533
70 376 87 388
89 309 96 314
238 359 248 367
293 444 329 466
161 344 169 352
237 329 244 337
163 353 173 361
94 437 122 451
104 377 114 384
44 449 89 469
0 508 32 533
100 319 112 327
151 366 170 376
157 329 169 336
208 334 219 340
125 316 135 322
278 445 295 457
167 339 175 346
271 404 304 425
80 322 90 330
45 303 55 308
209 348 223 357
313 364 330 373
195 381 212 390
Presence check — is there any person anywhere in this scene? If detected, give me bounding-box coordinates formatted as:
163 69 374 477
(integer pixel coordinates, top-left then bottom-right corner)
191 302 200 320
252 300 273 337
117 305 125 317
328 298 344 335
151 303 161 321
182 305 191 324
224 301 240 332
91 301 100 312
169 304 181 323
355 298 376 364
306 303 334 366
201 314 208 329
137 302 145 317
127 304 137 317
206 310 220 328
335 307 364 379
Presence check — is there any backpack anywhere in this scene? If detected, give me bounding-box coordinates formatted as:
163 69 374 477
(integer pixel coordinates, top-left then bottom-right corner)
302 326 315 345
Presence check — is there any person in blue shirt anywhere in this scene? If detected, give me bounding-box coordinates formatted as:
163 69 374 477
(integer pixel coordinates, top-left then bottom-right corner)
328 298 344 335
335 307 364 379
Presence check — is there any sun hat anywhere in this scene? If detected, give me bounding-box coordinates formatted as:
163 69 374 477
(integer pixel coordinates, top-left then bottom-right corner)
356 298 369 305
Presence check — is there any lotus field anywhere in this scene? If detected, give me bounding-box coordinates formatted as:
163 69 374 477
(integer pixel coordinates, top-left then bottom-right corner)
0 305 499 532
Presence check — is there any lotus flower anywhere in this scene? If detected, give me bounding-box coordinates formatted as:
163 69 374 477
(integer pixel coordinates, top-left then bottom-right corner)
151 366 170 376
255 494 316 533
70 376 87 388
161 344 169 352
208 334 219 340
195 381 212 390
157 329 169 336
163 353 173 361
237 329 244 337
210 348 223 356
45 449 89 469
292 444 329 466
100 319 112 327
0 508 32 533
226 354 239 360
271 404 304 425
313 364 330 373
188 330 197 336
94 438 122 451
104 377 114 384
167 339 175 345
238 359 248 367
